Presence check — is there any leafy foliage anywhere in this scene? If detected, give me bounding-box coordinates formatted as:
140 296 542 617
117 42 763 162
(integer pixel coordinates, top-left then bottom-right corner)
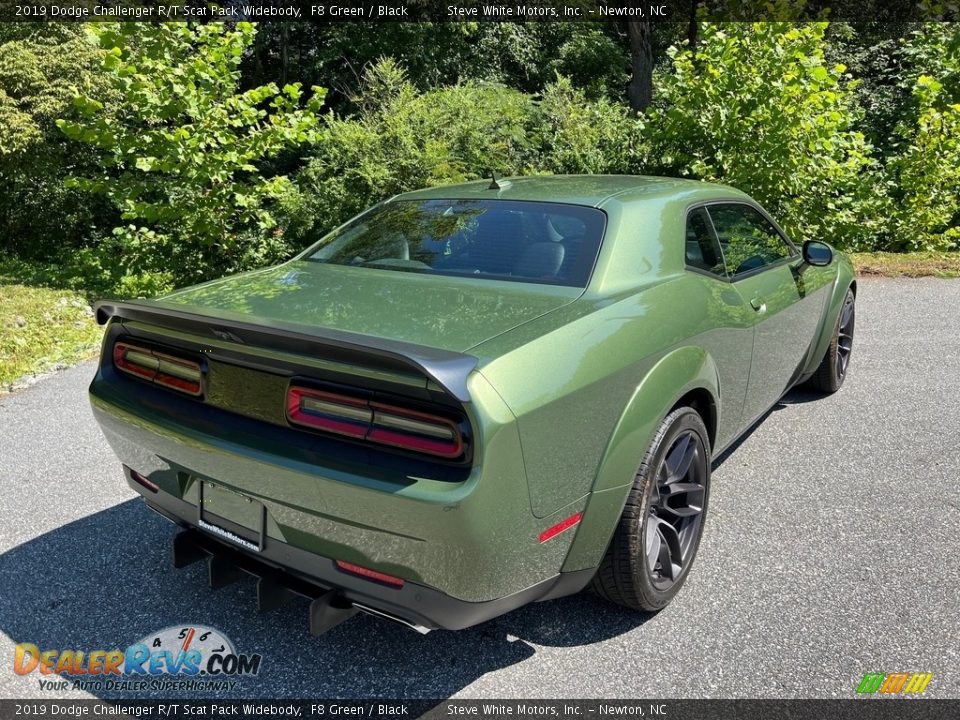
289 60 540 242
537 76 645 174
57 22 324 293
646 22 883 250
1 20 958 299
0 25 116 260
245 22 632 110
288 60 650 246
883 24 960 250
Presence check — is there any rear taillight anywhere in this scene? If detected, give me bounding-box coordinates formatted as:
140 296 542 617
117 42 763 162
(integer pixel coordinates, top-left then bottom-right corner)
113 342 202 397
287 386 464 459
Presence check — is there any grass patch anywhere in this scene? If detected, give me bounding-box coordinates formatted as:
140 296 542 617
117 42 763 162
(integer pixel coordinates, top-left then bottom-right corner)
0 281 103 390
851 251 960 278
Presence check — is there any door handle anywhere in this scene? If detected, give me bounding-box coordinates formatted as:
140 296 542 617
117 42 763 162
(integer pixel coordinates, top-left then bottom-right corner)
750 297 766 313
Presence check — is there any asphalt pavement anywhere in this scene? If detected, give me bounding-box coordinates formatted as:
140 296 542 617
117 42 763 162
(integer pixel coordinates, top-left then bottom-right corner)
1 278 958 700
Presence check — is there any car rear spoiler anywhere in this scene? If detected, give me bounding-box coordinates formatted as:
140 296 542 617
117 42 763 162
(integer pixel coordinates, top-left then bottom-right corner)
94 300 478 402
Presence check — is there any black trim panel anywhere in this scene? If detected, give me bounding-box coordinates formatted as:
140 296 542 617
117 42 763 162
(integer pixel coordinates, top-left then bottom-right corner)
93 370 472 485
137 478 583 631
95 300 479 402
682 199 802 283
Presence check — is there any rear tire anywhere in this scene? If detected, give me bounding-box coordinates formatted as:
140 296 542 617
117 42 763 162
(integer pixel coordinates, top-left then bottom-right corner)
807 288 855 394
591 407 711 612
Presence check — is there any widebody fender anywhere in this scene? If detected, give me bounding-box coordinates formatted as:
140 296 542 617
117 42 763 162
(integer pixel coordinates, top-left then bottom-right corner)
799 252 856 382
561 345 720 573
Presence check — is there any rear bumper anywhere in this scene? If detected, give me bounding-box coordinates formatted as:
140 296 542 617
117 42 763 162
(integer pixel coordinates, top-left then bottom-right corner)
138 478 592 631
90 365 594 629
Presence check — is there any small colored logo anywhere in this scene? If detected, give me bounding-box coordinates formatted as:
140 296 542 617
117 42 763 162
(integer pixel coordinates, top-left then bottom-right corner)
856 672 933 695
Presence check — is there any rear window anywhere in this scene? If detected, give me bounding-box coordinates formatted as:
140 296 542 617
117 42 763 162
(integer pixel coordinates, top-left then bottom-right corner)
302 199 606 287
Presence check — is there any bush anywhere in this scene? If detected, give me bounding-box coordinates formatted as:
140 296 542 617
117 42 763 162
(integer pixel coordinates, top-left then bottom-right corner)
883 24 960 251
537 76 645 175
0 25 117 261
647 22 883 251
57 22 324 291
290 59 541 243
289 60 652 246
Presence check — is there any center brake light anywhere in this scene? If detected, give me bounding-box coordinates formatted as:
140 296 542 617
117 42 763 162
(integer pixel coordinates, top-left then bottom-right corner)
286 386 464 460
113 342 203 397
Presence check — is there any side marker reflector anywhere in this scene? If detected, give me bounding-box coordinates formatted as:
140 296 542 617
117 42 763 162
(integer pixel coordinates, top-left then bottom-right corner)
129 468 159 493
538 511 583 543
335 560 405 588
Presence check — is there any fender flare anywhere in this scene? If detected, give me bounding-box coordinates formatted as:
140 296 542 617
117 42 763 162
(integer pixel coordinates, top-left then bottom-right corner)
560 345 720 573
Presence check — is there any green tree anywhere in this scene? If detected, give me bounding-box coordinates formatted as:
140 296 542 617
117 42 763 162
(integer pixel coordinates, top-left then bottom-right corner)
884 24 960 250
822 22 920 155
288 59 650 246
58 22 324 294
537 75 645 174
290 59 540 243
0 25 116 262
245 21 631 110
647 22 883 251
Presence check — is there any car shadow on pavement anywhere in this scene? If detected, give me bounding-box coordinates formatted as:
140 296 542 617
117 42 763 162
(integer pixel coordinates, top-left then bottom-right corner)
712 386 823 470
0 499 650 700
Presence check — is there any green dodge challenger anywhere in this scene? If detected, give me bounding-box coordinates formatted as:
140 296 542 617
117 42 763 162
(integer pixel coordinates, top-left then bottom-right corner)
91 175 856 634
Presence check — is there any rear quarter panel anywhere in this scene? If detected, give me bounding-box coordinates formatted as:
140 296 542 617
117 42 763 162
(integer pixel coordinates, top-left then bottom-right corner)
474 272 755 520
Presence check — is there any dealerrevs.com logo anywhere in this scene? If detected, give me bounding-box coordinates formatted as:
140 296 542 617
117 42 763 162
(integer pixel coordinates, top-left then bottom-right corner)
13 625 262 693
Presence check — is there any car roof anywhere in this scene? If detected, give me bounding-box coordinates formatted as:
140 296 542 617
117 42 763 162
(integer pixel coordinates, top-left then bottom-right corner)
389 175 749 208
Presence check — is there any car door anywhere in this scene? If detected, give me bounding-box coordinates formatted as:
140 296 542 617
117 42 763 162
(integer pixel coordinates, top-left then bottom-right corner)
682 206 755 450
707 203 821 425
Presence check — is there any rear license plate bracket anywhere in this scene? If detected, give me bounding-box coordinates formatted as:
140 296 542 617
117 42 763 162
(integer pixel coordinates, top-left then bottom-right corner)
198 480 265 552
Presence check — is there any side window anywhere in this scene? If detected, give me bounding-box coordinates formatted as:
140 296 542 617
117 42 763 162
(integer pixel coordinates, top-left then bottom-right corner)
684 207 726 277
708 204 794 278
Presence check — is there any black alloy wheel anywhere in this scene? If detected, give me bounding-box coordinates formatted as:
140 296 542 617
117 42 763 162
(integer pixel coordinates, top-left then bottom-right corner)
592 406 711 611
645 429 707 591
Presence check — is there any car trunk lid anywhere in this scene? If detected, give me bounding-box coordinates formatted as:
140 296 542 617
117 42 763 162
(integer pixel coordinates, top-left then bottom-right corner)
156 261 580 354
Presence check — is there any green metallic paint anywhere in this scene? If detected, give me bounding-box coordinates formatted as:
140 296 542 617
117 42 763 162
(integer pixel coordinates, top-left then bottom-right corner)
558 345 719 573
90 175 855 620
392 175 710 210
734 262 822 422
801 254 856 382
160 261 581 354
475 276 751 518
91 368 583 603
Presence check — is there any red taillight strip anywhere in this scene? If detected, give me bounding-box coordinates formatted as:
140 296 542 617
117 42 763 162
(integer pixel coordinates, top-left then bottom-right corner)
367 426 462 457
370 401 462 459
287 387 371 438
538 512 583 543
335 560 405 588
287 385 464 459
114 344 157 380
113 342 202 396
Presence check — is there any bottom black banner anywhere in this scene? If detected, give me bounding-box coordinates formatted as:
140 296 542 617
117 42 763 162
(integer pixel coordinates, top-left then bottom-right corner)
0 699 958 720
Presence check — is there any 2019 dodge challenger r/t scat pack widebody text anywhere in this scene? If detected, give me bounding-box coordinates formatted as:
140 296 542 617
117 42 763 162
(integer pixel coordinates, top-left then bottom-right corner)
90 176 856 634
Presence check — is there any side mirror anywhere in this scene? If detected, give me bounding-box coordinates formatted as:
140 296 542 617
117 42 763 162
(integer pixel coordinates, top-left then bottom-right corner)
802 240 833 267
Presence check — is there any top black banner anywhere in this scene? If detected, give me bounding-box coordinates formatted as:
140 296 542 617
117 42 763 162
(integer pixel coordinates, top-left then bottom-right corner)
1 0 957 23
